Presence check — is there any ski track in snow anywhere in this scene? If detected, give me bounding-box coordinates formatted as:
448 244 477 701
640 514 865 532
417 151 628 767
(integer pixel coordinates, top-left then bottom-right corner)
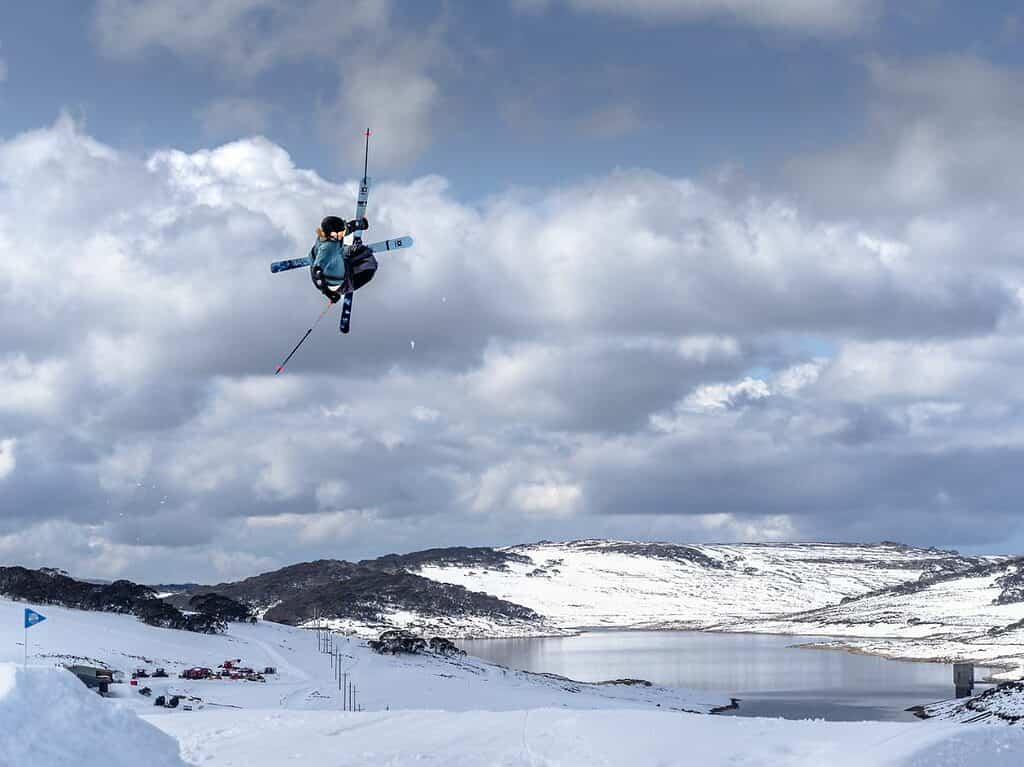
149 708 1024 767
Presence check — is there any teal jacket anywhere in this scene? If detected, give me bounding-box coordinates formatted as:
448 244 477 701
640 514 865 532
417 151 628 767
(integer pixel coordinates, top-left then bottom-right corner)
311 238 346 284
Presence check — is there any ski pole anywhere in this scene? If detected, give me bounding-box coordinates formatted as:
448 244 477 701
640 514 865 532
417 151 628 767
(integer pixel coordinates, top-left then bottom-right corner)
275 300 333 375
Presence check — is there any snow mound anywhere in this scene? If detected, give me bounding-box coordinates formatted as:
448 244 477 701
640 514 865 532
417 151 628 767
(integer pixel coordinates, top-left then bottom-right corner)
0 664 186 767
920 682 1024 724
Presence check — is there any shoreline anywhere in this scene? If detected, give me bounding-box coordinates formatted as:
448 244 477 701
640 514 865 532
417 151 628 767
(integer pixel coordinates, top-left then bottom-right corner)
378 622 1024 682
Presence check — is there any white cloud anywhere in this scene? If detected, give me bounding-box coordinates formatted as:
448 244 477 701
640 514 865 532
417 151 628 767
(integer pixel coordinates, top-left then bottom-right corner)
2 113 1024 580
92 0 442 168
317 54 440 169
652 359 826 426
411 406 441 423
246 508 376 544
196 98 275 138
512 479 583 515
792 55 1024 223
93 0 392 74
577 104 643 140
97 443 153 494
523 0 879 35
0 356 68 419
0 439 15 480
680 376 772 414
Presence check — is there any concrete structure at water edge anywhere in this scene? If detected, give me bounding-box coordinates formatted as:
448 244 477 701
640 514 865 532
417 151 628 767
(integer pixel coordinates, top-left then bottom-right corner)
953 663 974 699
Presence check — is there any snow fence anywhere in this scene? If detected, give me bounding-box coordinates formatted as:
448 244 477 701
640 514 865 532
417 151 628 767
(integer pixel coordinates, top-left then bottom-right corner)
0 663 186 767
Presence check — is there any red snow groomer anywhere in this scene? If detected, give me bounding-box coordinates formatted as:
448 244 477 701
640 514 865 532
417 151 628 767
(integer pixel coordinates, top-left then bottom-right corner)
181 667 213 680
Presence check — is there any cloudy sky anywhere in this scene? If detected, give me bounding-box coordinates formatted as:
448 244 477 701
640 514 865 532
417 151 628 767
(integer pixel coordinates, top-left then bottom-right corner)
2 1 1024 582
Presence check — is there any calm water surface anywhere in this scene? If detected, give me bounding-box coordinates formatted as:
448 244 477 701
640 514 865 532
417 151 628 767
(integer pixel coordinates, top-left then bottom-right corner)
460 630 996 721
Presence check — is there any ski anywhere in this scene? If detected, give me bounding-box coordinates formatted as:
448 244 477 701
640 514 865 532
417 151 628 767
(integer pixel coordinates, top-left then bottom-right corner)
270 237 414 274
271 256 312 274
370 235 414 253
339 291 354 334
341 130 373 334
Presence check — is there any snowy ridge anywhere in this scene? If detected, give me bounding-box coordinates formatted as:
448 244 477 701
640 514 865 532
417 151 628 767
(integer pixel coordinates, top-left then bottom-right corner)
413 540 983 633
727 561 1024 679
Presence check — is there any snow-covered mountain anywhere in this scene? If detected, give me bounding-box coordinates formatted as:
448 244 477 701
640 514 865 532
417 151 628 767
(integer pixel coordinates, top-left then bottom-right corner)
412 540 986 632
727 558 1024 678
158 540 1019 672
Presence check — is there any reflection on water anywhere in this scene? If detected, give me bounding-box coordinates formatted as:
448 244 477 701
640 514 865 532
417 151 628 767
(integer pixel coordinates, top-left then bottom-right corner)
459 631 995 721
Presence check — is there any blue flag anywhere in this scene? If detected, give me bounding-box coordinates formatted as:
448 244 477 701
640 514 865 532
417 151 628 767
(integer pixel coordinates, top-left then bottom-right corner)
24 608 46 629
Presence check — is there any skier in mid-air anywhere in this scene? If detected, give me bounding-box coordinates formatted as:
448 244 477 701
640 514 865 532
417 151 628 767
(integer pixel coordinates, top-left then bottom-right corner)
310 214 376 303
270 129 415 373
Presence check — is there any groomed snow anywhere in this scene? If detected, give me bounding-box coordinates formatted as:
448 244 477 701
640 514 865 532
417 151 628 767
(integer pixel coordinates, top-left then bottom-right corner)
0 664 185 767
149 707 1024 767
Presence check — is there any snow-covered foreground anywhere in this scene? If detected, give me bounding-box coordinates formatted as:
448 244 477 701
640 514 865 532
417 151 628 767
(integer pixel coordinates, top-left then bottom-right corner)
3 597 1024 766
0 664 186 767
149 707 1024 766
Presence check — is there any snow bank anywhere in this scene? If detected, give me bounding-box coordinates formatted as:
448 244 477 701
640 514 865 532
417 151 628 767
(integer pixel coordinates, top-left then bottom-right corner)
0 664 185 767
919 682 1024 724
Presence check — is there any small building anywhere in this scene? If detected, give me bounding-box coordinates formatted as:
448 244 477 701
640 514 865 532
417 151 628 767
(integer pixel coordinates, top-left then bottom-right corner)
181 667 214 680
65 665 117 695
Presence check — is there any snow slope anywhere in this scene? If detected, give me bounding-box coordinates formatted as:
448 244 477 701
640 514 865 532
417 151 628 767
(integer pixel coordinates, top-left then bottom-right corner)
4 596 1024 766
149 707 1024 767
0 664 185 767
413 541 980 633
727 569 1024 678
920 682 1024 724
0 596 728 715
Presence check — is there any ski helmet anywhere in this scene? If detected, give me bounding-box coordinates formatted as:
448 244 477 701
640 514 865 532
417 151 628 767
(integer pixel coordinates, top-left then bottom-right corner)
320 215 346 237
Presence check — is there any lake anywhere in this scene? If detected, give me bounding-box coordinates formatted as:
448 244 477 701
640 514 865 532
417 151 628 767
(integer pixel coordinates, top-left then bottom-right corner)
460 630 996 721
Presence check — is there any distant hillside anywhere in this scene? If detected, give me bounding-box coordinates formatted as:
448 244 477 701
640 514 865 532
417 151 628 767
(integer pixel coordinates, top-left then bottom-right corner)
0 566 248 634
166 547 550 637
730 556 1024 678
164 540 992 641
412 540 989 632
